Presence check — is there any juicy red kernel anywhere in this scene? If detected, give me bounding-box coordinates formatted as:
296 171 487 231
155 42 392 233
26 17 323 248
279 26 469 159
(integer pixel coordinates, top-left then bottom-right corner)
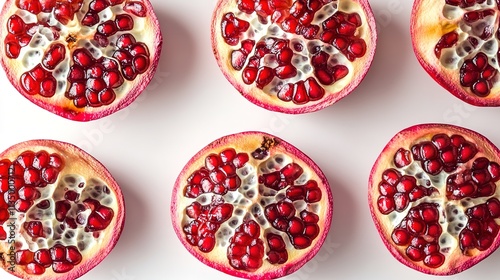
435 31 459 58
124 1 147 17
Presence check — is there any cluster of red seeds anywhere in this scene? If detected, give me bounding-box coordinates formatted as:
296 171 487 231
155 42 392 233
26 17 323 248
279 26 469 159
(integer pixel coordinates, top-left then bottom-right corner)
112 34 151 81
15 244 83 275
227 220 265 271
265 233 288 264
16 0 83 24
411 133 478 175
264 202 320 249
184 148 249 198
446 157 500 199
319 11 367 61
4 15 37 59
66 48 123 107
459 52 498 97
55 195 114 233
391 203 445 269
377 169 436 215
183 199 234 253
445 0 486 9
460 198 500 252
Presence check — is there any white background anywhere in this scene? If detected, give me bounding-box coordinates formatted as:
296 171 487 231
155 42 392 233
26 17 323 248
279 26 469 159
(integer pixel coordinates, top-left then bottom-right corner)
1 0 500 279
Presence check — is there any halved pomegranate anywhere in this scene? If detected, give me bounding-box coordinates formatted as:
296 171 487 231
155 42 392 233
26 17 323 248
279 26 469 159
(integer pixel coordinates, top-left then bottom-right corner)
211 0 377 114
171 131 333 279
0 139 125 279
412 0 500 106
0 0 162 121
368 123 500 275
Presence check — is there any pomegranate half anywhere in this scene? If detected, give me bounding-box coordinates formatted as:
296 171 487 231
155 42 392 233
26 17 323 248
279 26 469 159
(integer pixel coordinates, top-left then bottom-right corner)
211 0 377 114
171 131 333 279
0 139 125 279
369 123 500 275
412 0 500 106
0 0 162 121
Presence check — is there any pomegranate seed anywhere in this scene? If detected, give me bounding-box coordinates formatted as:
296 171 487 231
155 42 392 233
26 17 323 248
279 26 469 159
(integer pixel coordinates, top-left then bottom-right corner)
133 54 150 74
42 43 66 70
393 193 409 212
424 253 445 268
277 83 293 102
115 14 134 30
286 185 305 200
396 176 416 193
82 11 100 26
291 235 311 249
26 263 45 275
73 49 94 67
40 77 57 97
7 15 25 34
66 246 82 265
52 261 74 273
54 2 76 24
97 20 118 36
17 0 42 14
256 66 274 89
288 217 304 235
16 250 34 265
34 249 51 267
267 233 286 250
89 0 109 12
406 246 425 261
237 0 255 13
15 199 33 212
275 65 297 79
208 204 233 223
124 1 147 17
487 198 500 218
242 67 258 84
392 228 411 245
55 200 71 222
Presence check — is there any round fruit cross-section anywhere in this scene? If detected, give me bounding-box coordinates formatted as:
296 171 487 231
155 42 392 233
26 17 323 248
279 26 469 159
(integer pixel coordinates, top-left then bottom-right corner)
412 0 500 106
0 0 162 121
211 0 377 114
171 131 333 279
368 123 500 275
0 139 125 279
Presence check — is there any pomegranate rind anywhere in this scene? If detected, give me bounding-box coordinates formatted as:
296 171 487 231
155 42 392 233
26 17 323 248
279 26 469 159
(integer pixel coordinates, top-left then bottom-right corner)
0 139 125 279
411 0 500 106
171 131 333 279
368 123 500 275
0 0 163 121
211 0 377 114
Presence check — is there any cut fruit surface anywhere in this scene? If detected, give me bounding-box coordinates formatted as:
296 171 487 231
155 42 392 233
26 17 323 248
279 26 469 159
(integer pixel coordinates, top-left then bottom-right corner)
412 0 500 106
0 139 125 279
0 0 162 121
171 131 333 279
211 0 377 114
369 123 500 275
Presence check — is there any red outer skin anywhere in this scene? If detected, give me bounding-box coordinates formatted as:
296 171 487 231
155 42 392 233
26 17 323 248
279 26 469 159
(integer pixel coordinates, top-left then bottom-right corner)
0 0 163 121
411 0 500 107
211 0 378 114
368 123 500 275
0 139 125 280
171 131 333 279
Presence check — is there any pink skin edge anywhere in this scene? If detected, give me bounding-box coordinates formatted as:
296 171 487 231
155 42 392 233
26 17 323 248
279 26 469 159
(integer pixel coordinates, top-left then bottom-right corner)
410 0 500 107
0 0 163 122
0 139 126 280
211 0 377 114
368 123 500 275
171 131 333 279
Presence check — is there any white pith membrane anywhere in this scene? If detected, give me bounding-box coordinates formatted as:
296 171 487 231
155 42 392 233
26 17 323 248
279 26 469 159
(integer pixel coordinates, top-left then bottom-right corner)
173 133 332 278
0 142 122 278
412 0 500 104
0 0 158 119
213 0 375 112
369 125 500 275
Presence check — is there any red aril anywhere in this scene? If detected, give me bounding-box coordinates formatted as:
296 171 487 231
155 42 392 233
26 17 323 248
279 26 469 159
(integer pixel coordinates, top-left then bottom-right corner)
0 139 125 279
412 0 500 106
0 0 162 121
211 0 377 114
171 131 333 279
369 123 500 275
